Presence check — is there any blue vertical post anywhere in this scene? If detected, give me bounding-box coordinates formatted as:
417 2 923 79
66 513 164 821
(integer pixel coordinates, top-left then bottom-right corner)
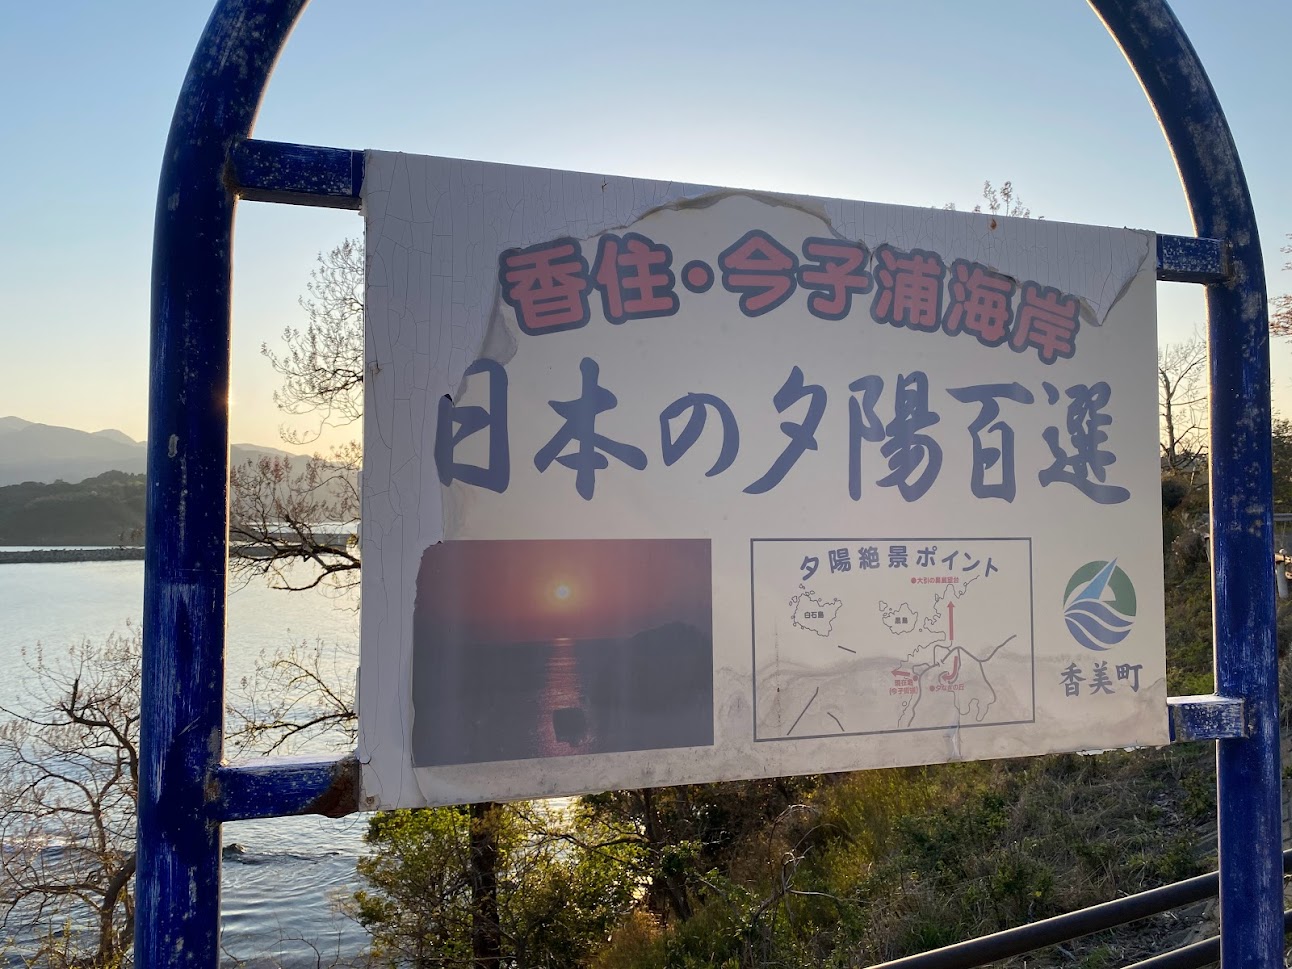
140 1 308 965
1092 2 1281 966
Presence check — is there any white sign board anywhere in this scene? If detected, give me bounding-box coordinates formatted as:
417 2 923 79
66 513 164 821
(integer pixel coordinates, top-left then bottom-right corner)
358 151 1166 810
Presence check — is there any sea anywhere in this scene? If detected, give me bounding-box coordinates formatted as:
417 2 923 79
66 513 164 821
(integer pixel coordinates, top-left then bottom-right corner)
0 554 371 967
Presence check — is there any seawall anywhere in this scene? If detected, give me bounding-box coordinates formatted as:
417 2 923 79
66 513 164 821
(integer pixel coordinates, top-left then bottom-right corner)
0 547 145 564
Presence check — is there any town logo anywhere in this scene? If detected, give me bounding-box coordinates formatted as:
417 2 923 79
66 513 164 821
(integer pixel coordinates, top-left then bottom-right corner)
1063 559 1136 651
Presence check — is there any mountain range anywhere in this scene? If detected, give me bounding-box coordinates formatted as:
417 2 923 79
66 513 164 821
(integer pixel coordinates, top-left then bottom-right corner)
0 417 302 486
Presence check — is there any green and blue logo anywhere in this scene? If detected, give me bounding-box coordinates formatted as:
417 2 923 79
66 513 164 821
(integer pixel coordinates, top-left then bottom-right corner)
1063 559 1137 651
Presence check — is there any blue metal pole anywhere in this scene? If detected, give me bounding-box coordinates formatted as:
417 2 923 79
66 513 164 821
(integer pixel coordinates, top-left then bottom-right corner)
140 1 308 965
1090 2 1280 966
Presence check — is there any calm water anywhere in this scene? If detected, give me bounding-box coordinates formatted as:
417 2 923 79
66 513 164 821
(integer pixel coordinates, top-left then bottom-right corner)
0 559 370 967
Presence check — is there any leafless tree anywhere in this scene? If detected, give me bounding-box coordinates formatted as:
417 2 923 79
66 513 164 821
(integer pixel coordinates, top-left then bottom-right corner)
228 242 367 592
976 179 1032 219
943 179 1037 219
225 640 357 756
263 239 365 444
1270 234 1292 338
5 327 367 964
0 626 367 968
1159 336 1209 471
228 443 361 593
0 631 140 968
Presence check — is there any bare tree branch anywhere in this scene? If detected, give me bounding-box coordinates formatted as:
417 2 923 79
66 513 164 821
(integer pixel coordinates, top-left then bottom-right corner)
0 631 140 967
1159 336 1209 472
262 240 365 445
226 641 357 757
1270 235 1292 338
228 443 361 593
942 179 1040 220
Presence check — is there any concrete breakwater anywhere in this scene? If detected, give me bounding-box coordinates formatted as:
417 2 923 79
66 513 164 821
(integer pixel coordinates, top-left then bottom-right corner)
0 547 145 564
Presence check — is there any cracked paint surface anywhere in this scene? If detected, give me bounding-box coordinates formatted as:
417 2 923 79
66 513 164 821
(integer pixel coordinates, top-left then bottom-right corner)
358 151 1165 809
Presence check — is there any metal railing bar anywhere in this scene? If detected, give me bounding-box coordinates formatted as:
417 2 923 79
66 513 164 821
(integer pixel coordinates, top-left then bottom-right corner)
210 752 359 821
865 850 1292 969
1119 907 1292 969
1121 934 1219 969
1167 695 1246 741
1155 234 1230 284
228 138 363 210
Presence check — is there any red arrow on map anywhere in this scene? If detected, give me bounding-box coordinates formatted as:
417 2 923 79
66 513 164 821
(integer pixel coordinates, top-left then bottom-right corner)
947 602 955 643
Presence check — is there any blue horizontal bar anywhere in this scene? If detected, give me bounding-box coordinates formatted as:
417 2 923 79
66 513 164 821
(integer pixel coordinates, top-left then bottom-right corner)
209 752 360 821
1168 694 1246 742
1156 234 1230 284
228 139 363 210
209 695 1236 821
228 140 1230 287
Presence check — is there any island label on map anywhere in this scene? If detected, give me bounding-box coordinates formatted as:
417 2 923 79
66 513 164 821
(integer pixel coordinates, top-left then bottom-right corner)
751 538 1034 741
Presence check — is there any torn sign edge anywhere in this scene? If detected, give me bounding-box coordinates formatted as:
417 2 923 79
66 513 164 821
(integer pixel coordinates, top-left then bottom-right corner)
361 150 1152 396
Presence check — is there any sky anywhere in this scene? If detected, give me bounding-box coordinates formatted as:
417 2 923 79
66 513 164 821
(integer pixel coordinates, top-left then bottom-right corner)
415 539 711 643
1 0 1290 452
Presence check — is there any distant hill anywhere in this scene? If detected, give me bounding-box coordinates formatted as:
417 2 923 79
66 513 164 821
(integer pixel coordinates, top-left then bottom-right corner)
91 428 138 446
0 470 147 546
0 417 302 487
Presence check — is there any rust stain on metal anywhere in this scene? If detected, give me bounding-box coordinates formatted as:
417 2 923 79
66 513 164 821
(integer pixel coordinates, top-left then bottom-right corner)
305 754 361 818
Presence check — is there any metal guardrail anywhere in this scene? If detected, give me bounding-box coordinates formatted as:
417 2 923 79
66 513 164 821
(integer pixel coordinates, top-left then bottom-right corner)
1121 908 1292 969
867 850 1292 969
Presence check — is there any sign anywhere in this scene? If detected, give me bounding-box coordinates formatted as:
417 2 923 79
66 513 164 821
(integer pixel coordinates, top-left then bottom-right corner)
358 152 1166 809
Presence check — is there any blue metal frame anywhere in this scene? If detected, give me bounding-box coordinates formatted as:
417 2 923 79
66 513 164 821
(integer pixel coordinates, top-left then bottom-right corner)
1088 4 1282 965
141 3 307 965
144 1 1279 965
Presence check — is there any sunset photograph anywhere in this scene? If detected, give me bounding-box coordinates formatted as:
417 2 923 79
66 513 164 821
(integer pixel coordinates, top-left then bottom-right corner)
410 538 713 766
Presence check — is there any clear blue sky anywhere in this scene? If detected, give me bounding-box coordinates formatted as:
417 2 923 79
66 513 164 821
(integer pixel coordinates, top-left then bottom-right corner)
2 0 1289 449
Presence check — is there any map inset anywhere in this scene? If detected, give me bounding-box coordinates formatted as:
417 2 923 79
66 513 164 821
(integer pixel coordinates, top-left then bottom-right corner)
752 538 1034 741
